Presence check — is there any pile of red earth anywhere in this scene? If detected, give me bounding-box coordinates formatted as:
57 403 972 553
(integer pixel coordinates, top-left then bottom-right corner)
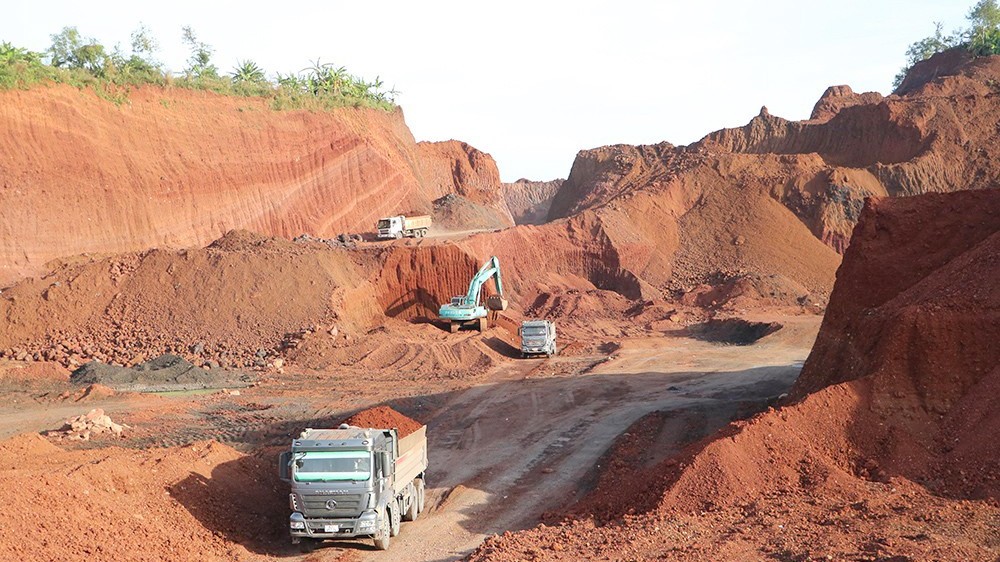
468 190 1000 561
0 435 288 561
0 230 383 370
341 405 423 438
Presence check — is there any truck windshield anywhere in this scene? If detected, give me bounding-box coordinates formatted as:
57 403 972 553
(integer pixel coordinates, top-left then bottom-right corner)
376 219 390 229
522 326 547 337
293 451 371 482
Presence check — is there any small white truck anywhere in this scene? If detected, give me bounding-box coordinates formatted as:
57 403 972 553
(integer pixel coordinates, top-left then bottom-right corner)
519 319 557 357
376 215 432 239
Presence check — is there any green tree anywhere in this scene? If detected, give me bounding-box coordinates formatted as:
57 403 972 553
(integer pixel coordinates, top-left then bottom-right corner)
967 0 1000 54
48 27 107 75
181 26 218 79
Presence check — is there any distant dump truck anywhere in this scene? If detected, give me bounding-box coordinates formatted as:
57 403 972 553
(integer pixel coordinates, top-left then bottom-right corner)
376 215 431 239
520 319 557 357
279 424 428 550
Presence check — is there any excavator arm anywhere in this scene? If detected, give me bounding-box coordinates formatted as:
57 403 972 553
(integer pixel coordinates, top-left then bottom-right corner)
464 257 501 303
439 256 508 331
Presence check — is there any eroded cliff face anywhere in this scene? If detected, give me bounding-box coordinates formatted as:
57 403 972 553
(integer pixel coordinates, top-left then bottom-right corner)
548 51 1000 256
0 86 507 284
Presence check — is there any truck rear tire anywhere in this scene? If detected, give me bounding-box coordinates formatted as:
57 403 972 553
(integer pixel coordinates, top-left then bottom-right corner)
416 478 425 513
404 485 419 521
373 510 391 550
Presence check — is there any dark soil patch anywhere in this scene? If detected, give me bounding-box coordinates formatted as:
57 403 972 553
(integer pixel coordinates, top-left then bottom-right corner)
688 318 782 345
71 354 251 392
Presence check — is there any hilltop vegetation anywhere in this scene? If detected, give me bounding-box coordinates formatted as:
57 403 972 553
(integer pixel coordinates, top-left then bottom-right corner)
0 25 397 110
894 0 1000 89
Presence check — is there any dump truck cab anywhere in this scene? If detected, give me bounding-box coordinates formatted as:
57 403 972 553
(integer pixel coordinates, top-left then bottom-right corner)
280 424 428 551
520 319 557 357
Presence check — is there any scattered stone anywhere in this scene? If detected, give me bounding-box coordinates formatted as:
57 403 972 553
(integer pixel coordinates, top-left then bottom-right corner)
46 408 127 441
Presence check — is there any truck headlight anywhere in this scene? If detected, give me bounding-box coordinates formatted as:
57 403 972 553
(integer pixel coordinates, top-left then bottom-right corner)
290 521 305 530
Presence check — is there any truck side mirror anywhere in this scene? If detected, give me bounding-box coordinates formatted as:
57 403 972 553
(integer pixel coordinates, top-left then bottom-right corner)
279 451 292 482
380 452 393 477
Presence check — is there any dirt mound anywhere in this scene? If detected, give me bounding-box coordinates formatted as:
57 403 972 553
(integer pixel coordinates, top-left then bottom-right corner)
283 320 501 378
0 435 287 561
547 53 1000 264
0 230 382 370
71 354 250 392
433 193 511 232
469 189 1000 561
502 178 564 225
0 360 70 382
417 140 513 228
340 405 423 437
686 318 782 345
794 190 1000 398
0 86 509 284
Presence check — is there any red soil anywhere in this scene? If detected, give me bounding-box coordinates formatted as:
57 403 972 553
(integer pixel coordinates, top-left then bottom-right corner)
0 435 287 561
468 189 1000 561
0 86 506 284
341 405 423 438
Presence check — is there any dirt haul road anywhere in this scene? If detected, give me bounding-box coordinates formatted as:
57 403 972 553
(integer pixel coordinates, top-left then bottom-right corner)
306 316 818 562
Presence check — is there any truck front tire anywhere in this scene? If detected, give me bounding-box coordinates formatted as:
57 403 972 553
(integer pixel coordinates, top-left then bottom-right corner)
390 501 401 537
373 510 391 550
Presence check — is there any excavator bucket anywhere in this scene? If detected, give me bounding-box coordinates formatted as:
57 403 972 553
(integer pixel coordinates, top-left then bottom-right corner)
486 295 508 311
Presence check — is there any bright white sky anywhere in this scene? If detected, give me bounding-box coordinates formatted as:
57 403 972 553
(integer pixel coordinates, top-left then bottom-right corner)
5 1 970 181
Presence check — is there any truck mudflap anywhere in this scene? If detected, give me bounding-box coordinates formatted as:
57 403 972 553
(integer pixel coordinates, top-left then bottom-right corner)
290 511 379 538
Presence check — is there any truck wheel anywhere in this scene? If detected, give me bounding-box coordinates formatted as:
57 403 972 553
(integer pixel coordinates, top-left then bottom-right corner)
404 485 419 521
373 510 391 550
390 501 401 537
449 322 459 333
477 317 488 331
298 538 317 553
416 478 425 513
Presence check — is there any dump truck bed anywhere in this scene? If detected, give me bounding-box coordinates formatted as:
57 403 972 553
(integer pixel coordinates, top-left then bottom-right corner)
403 215 432 230
396 425 428 485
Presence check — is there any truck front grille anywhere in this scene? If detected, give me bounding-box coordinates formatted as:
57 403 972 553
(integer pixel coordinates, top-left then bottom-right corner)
301 492 366 518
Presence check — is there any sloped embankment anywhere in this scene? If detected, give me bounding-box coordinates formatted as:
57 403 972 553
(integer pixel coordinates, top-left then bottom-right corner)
468 189 1000 561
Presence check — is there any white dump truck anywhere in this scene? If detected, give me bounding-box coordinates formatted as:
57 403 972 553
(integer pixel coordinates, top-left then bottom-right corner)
519 319 557 357
279 424 428 550
376 215 432 239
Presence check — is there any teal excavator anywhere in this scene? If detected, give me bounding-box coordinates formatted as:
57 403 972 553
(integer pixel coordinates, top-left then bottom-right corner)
438 256 508 333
